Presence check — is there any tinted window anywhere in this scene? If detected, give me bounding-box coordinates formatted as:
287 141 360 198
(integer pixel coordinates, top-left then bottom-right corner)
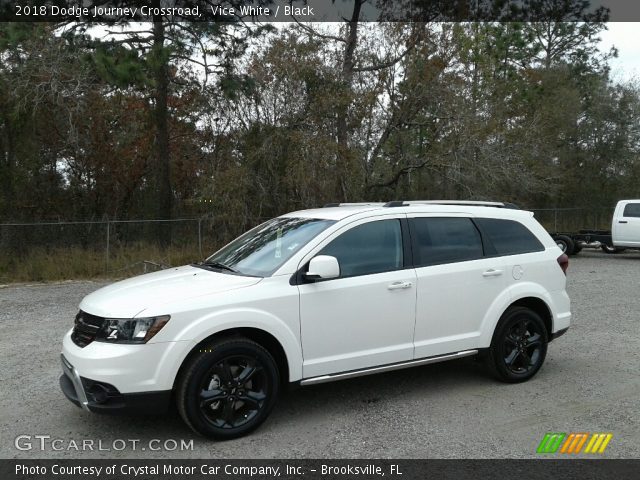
623 203 640 218
319 220 403 277
411 217 483 266
475 218 544 256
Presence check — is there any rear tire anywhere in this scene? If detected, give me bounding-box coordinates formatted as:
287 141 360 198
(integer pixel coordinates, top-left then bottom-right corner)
176 337 280 440
555 235 575 255
487 306 548 383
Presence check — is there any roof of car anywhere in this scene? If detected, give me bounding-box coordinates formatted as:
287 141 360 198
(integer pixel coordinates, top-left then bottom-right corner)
282 201 530 221
283 206 383 220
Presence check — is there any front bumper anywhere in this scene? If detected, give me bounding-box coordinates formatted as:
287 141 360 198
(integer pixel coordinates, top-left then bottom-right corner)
60 354 172 414
61 328 192 392
60 326 190 415
60 354 90 411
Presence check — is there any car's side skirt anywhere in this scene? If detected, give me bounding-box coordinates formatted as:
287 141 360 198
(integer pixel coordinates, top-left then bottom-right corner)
299 349 478 386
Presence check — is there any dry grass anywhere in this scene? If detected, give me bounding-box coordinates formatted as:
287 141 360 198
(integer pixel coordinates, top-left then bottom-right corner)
0 244 203 283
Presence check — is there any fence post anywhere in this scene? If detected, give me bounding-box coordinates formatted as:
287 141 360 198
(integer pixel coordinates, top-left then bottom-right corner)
105 221 110 274
198 218 202 258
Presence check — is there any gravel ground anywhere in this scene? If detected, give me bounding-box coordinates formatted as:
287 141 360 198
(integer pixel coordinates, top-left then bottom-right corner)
1 249 638 459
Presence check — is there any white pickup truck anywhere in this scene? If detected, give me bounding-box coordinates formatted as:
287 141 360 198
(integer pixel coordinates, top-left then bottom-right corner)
552 199 640 255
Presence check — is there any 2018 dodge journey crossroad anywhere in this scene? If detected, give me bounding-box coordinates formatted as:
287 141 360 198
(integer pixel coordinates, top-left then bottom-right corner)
60 200 571 439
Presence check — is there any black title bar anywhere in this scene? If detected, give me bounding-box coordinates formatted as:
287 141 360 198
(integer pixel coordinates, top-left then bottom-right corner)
0 1 636 23
3 459 639 480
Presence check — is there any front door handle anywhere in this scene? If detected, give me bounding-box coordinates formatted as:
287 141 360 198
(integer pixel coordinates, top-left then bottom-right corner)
482 269 503 278
388 281 413 290
619 220 628 224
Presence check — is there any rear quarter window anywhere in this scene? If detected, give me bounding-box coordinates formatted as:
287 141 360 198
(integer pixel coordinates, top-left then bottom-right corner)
475 218 544 256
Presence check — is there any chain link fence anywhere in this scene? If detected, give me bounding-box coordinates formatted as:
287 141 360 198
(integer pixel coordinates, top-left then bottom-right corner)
529 206 616 233
0 217 229 283
0 206 618 283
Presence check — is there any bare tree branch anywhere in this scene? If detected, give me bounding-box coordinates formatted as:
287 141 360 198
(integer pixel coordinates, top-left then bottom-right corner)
353 42 415 73
293 19 346 43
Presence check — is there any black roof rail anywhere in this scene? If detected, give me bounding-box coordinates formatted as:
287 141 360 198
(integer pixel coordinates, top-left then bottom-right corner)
323 200 521 209
323 202 385 208
385 200 521 209
502 202 521 210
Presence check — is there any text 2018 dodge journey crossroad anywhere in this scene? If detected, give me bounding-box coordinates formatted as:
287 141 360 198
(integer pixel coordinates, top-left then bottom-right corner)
60 201 571 439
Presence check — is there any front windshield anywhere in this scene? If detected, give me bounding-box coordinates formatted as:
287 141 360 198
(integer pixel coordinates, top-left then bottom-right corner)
205 217 335 277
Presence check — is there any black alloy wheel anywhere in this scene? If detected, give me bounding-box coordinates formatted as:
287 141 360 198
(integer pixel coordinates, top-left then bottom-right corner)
177 338 280 439
488 306 548 383
198 355 268 429
502 318 543 375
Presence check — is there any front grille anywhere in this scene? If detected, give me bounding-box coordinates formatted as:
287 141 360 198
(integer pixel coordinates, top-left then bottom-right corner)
71 311 105 348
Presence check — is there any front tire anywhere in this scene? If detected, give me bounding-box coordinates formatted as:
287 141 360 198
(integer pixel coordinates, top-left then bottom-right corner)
487 306 548 383
601 244 625 254
176 337 280 440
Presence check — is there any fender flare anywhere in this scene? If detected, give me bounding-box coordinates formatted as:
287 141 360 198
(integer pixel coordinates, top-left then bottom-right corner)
477 283 555 348
164 308 303 384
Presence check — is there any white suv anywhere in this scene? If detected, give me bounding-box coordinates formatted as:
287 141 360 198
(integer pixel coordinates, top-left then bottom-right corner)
60 201 571 439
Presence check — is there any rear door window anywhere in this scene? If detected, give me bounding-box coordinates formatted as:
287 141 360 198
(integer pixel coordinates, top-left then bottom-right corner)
623 203 640 218
410 217 483 267
475 218 544 256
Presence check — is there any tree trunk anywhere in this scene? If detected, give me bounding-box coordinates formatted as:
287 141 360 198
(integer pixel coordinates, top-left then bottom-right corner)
335 0 362 201
0 116 15 219
151 10 172 246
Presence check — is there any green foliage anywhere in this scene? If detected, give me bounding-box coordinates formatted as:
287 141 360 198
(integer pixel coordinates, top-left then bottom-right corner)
3 16 640 282
91 44 147 88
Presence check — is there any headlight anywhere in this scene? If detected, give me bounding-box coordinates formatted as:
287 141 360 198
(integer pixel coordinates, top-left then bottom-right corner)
96 315 170 344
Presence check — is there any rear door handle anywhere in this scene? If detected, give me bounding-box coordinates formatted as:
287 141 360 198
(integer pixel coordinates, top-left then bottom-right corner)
482 269 503 278
619 220 628 224
388 281 413 290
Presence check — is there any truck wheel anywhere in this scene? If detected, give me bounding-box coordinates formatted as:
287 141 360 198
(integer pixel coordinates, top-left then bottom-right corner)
601 245 625 254
487 306 548 383
555 235 575 255
176 337 280 440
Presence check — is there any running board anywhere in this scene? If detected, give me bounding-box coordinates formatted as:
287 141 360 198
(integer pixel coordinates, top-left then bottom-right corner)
299 349 478 386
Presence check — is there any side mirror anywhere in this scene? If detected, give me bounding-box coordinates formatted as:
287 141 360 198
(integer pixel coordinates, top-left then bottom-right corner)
305 255 340 280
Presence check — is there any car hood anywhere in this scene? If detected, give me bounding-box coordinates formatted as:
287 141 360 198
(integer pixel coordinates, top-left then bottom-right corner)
79 265 262 318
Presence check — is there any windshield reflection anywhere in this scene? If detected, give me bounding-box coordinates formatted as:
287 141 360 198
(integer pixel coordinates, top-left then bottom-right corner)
204 217 335 277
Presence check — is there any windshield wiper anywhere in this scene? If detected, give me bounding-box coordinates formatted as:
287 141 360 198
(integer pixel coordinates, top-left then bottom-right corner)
200 261 238 273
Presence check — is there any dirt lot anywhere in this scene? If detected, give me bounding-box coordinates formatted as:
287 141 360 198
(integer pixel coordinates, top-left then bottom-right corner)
1 249 638 459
